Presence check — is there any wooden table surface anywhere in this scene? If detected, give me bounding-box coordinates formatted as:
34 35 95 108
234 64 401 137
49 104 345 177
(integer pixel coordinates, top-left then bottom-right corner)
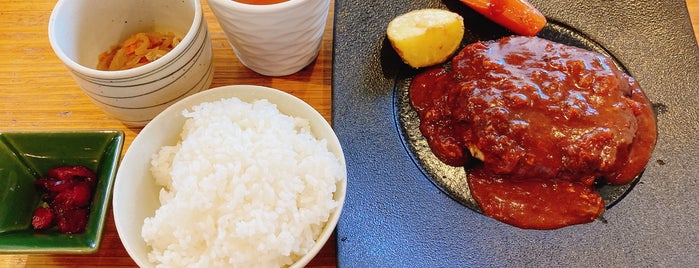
1 0 697 267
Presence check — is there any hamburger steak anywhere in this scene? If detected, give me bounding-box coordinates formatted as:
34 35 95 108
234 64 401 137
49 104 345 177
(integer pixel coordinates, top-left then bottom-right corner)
409 36 657 229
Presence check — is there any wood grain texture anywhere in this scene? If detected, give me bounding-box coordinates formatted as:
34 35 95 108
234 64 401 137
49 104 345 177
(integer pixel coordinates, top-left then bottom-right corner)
690 0 699 44
0 0 696 267
1 0 334 267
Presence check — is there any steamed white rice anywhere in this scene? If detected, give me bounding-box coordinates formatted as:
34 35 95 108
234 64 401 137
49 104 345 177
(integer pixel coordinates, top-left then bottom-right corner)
141 97 344 268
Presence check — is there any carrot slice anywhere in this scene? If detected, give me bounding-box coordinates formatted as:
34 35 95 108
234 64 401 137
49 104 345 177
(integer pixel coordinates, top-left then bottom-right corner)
460 0 546 36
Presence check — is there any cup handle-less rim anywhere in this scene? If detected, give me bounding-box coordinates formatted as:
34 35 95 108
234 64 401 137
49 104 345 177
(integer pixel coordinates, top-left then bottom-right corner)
209 0 313 13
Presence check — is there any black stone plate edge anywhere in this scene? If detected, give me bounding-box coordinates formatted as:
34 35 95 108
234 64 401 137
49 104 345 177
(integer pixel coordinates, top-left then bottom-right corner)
332 0 699 267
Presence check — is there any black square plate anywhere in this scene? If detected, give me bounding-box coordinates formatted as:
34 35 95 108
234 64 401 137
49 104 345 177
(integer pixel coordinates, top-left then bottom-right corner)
332 0 699 266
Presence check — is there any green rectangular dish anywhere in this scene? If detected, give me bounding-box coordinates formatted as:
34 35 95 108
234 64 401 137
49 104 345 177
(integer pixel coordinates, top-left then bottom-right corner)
0 130 124 254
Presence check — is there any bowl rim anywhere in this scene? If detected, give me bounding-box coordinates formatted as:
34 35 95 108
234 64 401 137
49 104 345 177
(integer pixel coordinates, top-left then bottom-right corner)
47 0 204 79
113 85 346 267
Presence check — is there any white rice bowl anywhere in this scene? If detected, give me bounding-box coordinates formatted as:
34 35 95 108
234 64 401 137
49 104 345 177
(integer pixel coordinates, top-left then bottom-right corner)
113 85 347 268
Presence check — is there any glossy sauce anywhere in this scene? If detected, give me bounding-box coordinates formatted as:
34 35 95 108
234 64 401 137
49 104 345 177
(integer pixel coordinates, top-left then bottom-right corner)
409 36 657 229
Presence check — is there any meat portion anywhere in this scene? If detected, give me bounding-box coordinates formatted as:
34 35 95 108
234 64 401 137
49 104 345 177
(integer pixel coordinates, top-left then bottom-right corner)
409 36 657 229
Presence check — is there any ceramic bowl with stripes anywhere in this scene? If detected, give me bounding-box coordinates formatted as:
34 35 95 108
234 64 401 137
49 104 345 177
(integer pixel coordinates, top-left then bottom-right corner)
48 0 213 126
208 0 330 76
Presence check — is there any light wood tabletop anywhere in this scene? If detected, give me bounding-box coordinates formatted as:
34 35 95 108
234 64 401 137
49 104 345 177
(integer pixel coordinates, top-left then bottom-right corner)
1 0 697 267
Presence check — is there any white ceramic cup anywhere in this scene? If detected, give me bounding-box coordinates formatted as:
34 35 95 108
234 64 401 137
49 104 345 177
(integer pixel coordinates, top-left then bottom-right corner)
208 0 330 76
48 0 214 126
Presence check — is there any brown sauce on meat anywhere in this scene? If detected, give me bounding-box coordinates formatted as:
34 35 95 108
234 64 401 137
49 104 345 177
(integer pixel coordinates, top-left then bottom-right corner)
409 36 657 229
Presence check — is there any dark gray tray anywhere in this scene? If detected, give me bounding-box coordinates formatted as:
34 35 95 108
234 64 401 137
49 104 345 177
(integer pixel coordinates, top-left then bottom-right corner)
332 0 699 266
